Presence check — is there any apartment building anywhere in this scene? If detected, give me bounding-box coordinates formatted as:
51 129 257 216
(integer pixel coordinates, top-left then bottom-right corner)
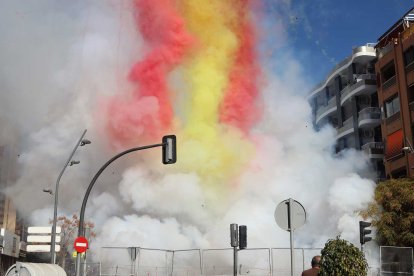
375 8 414 178
308 45 385 179
0 145 26 273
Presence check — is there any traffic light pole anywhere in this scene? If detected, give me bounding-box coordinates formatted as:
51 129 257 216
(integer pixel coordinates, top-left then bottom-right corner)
230 224 238 276
75 136 176 276
233 247 238 276
230 224 247 276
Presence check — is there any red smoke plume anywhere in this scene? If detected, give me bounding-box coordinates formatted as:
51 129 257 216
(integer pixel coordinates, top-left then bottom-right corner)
105 0 193 146
219 1 261 133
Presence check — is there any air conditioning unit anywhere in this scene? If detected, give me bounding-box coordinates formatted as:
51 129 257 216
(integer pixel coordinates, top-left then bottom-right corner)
0 228 20 258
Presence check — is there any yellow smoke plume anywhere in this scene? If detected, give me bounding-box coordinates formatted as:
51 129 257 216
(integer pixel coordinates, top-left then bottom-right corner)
176 0 255 190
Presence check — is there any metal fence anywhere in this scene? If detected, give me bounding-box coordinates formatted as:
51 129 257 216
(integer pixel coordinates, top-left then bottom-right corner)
73 246 414 276
97 247 323 276
380 246 413 276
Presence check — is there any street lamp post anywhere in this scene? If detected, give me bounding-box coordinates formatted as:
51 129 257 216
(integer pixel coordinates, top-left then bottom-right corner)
75 135 176 276
51 129 91 264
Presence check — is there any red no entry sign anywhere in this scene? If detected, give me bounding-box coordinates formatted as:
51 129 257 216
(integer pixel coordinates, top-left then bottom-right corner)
74 236 88 253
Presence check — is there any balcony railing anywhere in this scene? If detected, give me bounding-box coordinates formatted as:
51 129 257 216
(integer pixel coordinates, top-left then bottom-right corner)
361 142 384 157
382 75 396 90
377 42 394 58
309 44 376 95
385 111 400 125
337 117 354 137
406 61 414 73
316 97 337 123
355 73 376 81
402 23 414 41
352 45 376 55
358 107 381 122
340 77 376 103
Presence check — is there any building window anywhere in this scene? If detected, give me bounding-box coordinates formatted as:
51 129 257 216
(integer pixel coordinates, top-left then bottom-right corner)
408 85 414 103
384 96 400 118
385 129 403 159
404 46 414 67
382 62 396 82
376 73 381 88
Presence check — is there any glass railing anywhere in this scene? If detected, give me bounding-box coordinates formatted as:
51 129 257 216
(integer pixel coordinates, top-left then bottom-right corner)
352 45 376 55
377 43 394 58
309 45 376 95
355 73 376 81
316 97 337 121
361 142 384 150
340 78 376 101
358 107 381 122
361 142 384 156
337 117 354 135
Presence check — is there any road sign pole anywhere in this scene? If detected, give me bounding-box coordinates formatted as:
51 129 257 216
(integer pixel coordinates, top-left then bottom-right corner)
74 236 88 276
76 251 81 276
288 198 295 276
275 198 306 276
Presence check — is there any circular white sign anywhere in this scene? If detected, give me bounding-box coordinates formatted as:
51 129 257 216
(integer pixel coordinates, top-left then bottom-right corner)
274 199 306 231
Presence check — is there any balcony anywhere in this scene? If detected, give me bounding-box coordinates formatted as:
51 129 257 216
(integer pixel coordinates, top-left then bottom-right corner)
402 23 414 41
315 97 337 124
336 117 354 139
382 75 396 90
377 42 394 59
361 142 384 159
358 107 381 128
407 59 414 87
356 73 376 81
308 44 376 99
340 75 376 104
406 61 414 73
384 112 401 135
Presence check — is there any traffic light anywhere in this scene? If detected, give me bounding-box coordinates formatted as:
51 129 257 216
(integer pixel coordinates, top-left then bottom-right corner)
239 225 247 250
359 221 372 245
230 224 247 249
230 223 238 247
162 135 177 164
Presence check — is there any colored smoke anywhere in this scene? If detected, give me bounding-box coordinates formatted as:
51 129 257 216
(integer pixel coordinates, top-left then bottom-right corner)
0 0 377 270
105 0 193 146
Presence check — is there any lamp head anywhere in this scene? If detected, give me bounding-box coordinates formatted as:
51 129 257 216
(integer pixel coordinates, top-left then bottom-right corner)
80 139 91 146
42 189 53 195
402 146 413 153
70 160 80 166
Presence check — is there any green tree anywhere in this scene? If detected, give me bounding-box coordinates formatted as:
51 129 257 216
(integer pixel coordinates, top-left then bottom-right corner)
361 178 414 247
319 236 368 276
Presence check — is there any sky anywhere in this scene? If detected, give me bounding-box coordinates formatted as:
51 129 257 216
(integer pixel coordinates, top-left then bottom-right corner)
280 0 414 83
1 0 414 272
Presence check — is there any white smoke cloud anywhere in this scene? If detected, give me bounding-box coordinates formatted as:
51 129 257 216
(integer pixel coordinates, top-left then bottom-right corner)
1 0 377 272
